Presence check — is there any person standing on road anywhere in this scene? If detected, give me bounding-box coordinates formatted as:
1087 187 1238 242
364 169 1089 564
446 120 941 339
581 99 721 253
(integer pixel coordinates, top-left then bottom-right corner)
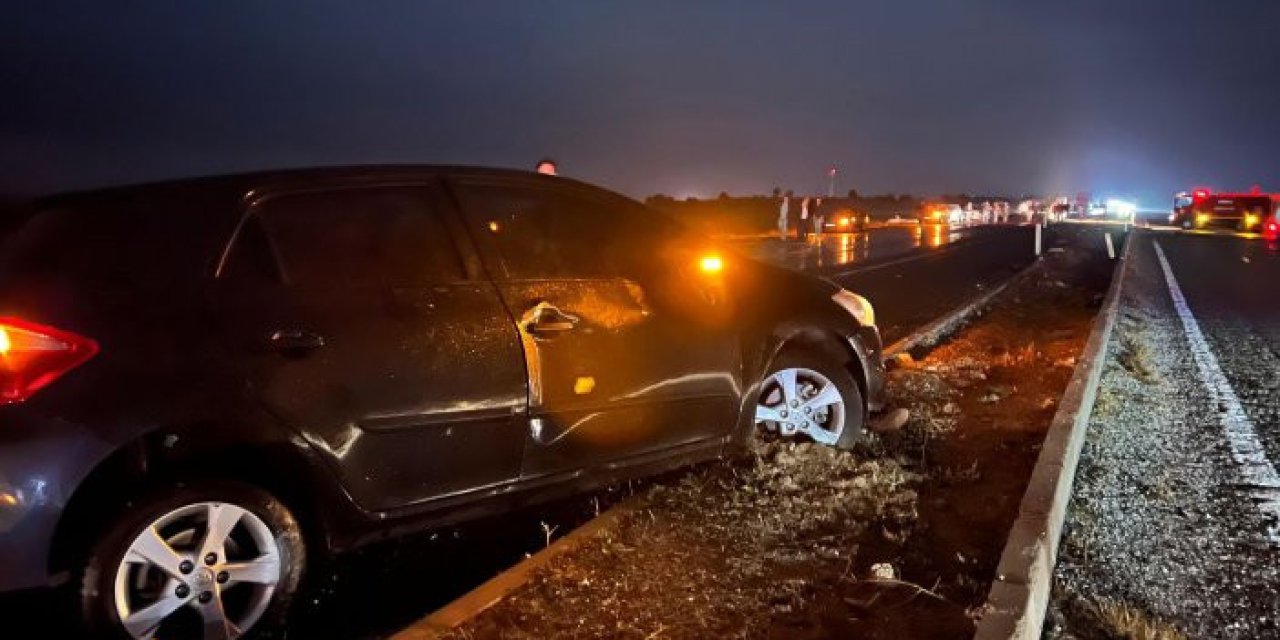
799 197 811 241
812 197 825 241
778 194 790 240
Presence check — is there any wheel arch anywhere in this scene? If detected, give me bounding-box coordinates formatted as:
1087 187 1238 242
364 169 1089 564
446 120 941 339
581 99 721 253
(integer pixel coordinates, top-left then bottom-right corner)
734 318 872 446
48 427 343 579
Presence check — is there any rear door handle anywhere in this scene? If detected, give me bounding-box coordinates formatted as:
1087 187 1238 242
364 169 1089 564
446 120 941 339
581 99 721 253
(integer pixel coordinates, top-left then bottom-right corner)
268 328 326 354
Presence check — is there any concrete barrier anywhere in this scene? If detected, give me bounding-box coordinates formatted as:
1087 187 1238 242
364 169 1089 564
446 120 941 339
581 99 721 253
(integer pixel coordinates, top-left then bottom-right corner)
972 230 1137 639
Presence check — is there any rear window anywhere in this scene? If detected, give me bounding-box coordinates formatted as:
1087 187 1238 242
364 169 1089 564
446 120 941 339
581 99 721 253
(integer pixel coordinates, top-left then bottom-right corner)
0 197 224 285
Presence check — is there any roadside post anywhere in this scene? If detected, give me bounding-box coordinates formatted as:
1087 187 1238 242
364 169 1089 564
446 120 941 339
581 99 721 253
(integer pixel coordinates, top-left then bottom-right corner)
1035 222 1043 256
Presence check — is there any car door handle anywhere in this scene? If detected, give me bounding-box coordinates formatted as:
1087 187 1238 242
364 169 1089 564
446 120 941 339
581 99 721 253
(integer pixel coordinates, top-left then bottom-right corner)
268 328 326 354
524 305 578 337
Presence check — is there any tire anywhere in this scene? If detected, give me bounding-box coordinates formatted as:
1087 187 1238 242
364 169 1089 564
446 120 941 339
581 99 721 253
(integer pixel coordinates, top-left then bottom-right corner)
80 481 305 640
1180 218 1193 230
753 346 866 451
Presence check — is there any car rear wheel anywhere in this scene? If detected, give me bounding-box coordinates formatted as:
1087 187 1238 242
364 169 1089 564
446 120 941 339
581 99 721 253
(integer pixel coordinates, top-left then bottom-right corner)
80 482 305 640
754 347 865 450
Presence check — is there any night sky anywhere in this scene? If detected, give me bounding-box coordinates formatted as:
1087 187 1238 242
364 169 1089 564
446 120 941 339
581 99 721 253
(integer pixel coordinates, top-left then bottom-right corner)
4 1 1279 207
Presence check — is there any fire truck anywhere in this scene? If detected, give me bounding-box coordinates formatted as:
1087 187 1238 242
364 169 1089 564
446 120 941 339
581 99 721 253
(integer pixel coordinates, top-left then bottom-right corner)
1170 188 1279 233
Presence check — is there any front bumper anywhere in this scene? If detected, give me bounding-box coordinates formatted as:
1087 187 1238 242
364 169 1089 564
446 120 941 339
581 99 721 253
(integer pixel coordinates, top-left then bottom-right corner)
0 410 112 592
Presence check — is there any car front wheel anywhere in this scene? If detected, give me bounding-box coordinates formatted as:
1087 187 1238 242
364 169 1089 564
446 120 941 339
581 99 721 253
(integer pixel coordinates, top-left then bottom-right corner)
80 482 305 640
754 347 865 450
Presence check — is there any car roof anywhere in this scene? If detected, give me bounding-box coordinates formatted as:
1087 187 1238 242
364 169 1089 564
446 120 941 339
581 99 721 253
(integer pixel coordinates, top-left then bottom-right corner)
29 165 614 211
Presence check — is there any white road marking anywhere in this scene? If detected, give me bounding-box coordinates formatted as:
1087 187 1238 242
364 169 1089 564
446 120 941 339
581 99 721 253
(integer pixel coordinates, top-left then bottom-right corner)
1154 240 1280 545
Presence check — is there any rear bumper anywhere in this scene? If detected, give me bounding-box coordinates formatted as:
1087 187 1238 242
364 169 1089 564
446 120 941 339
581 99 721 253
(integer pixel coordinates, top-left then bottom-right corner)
0 410 112 592
850 326 887 412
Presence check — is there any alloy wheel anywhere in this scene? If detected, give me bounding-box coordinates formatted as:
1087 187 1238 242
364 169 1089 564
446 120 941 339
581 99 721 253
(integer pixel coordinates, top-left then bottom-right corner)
113 501 282 640
754 366 846 446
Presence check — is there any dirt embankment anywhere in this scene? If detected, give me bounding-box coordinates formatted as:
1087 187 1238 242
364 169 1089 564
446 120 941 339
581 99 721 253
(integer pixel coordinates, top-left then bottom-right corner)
447 238 1114 640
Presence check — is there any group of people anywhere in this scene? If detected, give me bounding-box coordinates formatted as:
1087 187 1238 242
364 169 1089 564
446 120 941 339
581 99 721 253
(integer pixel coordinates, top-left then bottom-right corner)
776 195 827 241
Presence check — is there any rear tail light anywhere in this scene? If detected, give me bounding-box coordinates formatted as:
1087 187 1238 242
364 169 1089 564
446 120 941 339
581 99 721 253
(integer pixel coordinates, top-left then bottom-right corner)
0 318 99 404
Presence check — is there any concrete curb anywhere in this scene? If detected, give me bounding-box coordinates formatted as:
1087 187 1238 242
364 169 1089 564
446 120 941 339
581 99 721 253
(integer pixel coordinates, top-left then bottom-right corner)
972 229 1138 640
883 258 1044 361
389 496 643 640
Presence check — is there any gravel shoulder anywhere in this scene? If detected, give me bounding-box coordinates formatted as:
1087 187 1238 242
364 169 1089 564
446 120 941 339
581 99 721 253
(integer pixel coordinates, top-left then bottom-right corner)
439 232 1113 640
1047 233 1280 640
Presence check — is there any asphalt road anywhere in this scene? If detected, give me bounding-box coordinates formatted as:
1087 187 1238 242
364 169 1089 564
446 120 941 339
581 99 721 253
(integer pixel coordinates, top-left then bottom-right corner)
736 223 986 273
1146 230 1280 485
832 226 1041 344
736 224 1046 344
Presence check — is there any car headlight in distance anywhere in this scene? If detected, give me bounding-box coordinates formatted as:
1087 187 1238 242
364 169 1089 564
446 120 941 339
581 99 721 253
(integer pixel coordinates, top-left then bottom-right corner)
832 289 875 327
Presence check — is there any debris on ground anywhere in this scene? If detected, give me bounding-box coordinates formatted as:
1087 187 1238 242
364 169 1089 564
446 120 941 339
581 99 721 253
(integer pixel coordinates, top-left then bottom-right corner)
870 407 911 433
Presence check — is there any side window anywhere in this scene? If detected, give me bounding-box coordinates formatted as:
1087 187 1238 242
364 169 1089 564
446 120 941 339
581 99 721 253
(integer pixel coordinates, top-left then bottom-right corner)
455 184 622 279
590 192 698 247
229 187 464 287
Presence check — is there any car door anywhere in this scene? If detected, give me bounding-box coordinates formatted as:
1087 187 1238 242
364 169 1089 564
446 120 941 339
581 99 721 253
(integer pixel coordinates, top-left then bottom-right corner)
214 182 529 512
448 177 741 478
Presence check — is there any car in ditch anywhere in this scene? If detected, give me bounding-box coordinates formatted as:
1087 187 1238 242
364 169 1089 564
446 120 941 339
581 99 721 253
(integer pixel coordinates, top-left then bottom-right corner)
0 165 886 638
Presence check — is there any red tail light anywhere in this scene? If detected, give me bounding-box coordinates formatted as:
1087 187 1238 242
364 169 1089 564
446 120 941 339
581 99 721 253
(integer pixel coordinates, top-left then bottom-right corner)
0 318 99 404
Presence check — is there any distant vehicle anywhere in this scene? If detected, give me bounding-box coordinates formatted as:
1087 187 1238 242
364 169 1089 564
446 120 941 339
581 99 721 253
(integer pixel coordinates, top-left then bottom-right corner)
1170 189 1278 231
822 211 865 232
918 203 964 225
0 166 886 638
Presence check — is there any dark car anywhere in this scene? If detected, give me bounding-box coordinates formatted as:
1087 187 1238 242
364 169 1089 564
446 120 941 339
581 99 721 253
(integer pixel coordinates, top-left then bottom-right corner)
0 166 885 638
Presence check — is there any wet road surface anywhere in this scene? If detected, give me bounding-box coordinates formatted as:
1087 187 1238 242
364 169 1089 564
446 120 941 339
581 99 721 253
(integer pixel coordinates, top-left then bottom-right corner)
735 223 985 273
827 225 1040 343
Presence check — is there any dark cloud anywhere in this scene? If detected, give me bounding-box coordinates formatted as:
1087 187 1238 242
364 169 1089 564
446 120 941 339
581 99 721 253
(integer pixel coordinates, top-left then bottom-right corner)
3 1 1278 207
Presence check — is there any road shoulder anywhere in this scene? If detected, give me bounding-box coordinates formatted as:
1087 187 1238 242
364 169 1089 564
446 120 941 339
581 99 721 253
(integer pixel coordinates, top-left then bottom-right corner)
1047 233 1280 639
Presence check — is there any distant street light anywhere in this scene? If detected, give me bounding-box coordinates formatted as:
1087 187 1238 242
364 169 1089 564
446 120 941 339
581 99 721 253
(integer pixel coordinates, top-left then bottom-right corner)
827 166 837 198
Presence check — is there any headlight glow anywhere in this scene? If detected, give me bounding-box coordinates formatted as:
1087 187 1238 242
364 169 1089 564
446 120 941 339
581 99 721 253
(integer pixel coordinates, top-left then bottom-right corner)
699 255 724 274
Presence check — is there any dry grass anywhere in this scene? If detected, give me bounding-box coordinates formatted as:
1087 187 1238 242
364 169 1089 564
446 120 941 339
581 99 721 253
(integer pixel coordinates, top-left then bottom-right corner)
1091 385 1119 419
1086 598 1187 640
1116 331 1159 384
